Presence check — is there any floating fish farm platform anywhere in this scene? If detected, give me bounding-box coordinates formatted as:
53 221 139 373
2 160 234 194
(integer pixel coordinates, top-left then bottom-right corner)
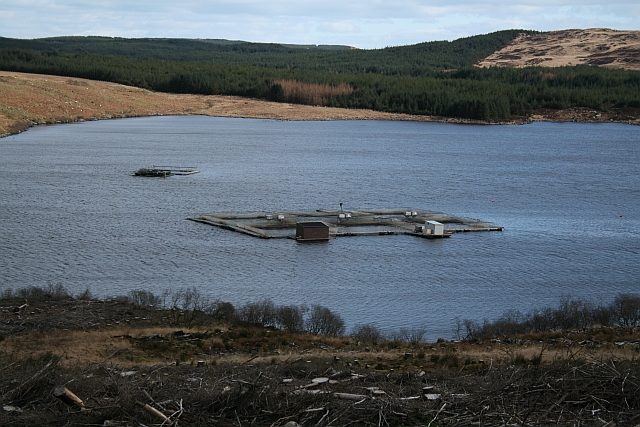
133 166 199 177
188 208 503 240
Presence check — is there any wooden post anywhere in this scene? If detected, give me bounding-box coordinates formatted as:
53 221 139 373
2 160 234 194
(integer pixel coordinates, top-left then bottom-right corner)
53 386 85 409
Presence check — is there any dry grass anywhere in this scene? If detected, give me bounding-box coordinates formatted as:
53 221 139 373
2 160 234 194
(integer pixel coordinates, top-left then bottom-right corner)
2 319 638 371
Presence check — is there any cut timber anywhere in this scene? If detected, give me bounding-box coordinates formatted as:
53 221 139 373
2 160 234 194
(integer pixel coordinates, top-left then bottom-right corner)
333 392 367 401
136 401 172 424
53 386 85 409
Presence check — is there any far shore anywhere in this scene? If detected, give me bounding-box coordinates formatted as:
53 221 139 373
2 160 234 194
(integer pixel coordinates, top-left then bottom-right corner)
1 71 638 138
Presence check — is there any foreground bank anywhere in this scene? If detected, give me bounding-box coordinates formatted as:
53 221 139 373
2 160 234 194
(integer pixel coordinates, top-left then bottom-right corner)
1 288 639 426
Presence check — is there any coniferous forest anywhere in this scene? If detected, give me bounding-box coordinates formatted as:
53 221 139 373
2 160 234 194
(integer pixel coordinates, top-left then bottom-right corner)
1 31 639 121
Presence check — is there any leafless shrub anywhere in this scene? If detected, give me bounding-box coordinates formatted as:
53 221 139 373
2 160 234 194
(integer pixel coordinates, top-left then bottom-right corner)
396 326 428 344
530 307 556 332
461 293 640 340
203 299 236 321
305 305 345 336
5 284 71 301
554 297 593 330
275 304 307 332
15 286 42 300
127 289 162 306
237 299 277 327
592 304 614 327
76 287 93 300
455 318 481 340
168 287 212 325
0 288 14 299
351 323 383 344
170 287 205 312
48 283 71 299
612 293 640 326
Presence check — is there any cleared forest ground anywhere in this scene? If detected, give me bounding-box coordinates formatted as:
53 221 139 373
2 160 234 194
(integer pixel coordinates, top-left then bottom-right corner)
1 296 639 426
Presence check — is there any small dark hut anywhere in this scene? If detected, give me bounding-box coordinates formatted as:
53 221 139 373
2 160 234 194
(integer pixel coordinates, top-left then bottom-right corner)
296 221 330 241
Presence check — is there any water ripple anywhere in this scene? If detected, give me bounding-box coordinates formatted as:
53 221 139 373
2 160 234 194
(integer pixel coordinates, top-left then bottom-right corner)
1 118 639 340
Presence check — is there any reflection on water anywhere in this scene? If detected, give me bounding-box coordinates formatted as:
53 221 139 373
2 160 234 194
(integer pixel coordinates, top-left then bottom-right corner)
1 117 639 340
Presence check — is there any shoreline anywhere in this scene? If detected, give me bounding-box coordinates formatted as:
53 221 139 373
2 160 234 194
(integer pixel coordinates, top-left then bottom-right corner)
1 71 639 138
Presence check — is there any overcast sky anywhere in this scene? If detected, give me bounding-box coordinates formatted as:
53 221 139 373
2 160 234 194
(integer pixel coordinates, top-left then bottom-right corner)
1 1 638 49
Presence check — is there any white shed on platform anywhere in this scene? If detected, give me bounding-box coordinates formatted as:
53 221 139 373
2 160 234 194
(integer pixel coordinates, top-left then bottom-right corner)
425 220 445 235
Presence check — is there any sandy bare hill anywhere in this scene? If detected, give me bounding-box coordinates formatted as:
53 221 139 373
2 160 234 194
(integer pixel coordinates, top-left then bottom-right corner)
477 28 640 70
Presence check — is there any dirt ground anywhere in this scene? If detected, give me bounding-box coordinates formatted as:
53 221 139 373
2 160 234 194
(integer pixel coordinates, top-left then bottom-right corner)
477 28 640 70
1 297 639 426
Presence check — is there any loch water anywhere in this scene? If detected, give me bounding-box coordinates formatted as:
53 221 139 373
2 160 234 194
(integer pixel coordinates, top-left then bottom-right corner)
1 116 638 340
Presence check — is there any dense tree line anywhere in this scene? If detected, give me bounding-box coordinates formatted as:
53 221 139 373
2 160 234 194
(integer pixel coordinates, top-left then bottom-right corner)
1 34 639 121
0 30 531 74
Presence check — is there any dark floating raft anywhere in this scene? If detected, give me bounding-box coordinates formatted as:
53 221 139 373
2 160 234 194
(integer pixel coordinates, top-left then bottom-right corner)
133 166 199 177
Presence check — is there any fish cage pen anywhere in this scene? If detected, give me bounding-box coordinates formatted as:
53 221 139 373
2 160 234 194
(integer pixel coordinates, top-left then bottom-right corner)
133 166 199 177
188 208 503 240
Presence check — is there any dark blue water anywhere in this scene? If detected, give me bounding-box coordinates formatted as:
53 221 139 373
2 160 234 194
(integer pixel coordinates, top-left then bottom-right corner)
1 117 638 339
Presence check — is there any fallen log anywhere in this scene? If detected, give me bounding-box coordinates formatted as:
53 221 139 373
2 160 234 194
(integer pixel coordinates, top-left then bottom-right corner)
136 401 172 424
53 386 85 409
333 392 367 401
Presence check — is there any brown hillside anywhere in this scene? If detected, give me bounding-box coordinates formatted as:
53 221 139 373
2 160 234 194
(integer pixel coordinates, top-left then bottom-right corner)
0 71 439 138
1 68 639 138
477 28 640 70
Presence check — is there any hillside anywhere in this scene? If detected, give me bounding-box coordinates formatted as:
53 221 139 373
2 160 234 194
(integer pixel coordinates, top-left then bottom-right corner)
0 71 440 138
1 29 640 130
4 70 639 138
477 28 640 70
0 30 528 73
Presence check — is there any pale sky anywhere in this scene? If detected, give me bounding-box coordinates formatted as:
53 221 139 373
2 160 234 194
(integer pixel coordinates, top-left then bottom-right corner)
1 0 638 49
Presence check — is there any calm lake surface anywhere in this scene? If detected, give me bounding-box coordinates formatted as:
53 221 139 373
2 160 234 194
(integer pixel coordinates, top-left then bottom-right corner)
1 117 639 340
